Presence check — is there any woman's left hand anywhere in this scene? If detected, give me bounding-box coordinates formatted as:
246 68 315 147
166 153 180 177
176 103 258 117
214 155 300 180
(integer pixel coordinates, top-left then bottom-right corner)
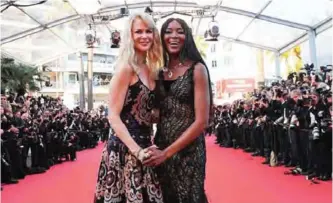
142 146 168 166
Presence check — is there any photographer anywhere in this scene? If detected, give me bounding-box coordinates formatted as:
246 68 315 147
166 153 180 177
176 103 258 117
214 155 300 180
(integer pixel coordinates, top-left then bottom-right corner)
286 89 313 175
101 116 110 143
256 95 272 164
214 105 224 145
214 63 332 181
272 89 291 166
1 92 112 189
307 85 332 180
1 135 19 184
63 129 78 161
240 101 254 153
39 118 53 167
1 111 25 181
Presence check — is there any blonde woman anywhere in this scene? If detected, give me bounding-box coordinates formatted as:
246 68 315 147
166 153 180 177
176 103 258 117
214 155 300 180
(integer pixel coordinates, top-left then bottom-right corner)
94 12 163 203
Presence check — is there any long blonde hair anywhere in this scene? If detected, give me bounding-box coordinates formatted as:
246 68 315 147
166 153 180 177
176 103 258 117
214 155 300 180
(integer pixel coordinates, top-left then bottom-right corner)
115 12 163 77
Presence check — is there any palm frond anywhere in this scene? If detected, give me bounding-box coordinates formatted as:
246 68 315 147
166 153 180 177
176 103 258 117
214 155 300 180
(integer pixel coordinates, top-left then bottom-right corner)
1 57 44 95
194 36 209 59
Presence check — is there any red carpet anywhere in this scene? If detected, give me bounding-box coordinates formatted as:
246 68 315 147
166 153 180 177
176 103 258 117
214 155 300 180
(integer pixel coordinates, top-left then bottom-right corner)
1 137 332 203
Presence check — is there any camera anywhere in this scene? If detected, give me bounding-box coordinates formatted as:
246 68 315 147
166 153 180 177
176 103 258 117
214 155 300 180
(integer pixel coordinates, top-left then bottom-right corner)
287 72 297 81
320 65 332 73
289 115 298 129
275 88 283 97
312 127 320 140
301 63 314 75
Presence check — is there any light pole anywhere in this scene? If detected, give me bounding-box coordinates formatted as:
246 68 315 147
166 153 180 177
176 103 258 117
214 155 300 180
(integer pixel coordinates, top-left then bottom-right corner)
77 52 85 110
85 24 96 111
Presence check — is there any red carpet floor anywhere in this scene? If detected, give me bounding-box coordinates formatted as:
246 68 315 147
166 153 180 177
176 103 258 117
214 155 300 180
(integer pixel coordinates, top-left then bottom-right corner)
1 136 332 203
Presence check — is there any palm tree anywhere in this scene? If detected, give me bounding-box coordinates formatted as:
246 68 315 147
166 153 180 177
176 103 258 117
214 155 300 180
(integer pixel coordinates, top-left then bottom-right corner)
256 49 265 88
194 36 209 59
1 57 44 95
264 45 303 79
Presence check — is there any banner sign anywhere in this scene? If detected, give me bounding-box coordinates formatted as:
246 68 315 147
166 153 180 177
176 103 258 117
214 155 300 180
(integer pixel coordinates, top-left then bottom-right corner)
215 78 255 98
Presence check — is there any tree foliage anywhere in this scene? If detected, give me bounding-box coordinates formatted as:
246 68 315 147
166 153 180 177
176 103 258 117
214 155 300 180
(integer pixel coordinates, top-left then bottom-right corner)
264 45 303 79
194 36 209 59
1 57 44 95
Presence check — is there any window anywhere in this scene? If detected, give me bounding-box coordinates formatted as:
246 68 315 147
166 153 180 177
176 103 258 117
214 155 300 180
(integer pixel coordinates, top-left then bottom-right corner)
68 54 77 61
94 54 107 63
222 42 232 52
224 57 233 66
212 60 217 68
106 55 116 64
68 73 77 83
211 44 216 53
81 54 88 62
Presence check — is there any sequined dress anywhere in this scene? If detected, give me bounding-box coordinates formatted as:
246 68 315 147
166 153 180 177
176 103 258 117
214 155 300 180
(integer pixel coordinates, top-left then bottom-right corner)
154 62 208 203
94 78 164 203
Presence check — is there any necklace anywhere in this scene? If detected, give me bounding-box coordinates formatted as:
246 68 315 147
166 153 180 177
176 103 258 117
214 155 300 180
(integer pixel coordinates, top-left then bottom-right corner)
163 63 183 79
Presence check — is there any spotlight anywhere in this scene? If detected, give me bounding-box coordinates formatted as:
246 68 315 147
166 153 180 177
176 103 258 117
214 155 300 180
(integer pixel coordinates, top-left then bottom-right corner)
204 20 219 41
145 6 153 14
120 8 128 15
209 21 220 38
85 24 96 48
110 30 120 48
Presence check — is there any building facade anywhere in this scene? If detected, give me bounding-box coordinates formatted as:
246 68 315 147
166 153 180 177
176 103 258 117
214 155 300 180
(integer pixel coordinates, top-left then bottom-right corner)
204 39 257 103
39 47 118 109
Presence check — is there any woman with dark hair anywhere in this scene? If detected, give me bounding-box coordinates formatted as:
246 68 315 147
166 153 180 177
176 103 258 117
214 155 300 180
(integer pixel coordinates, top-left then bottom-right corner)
143 18 213 203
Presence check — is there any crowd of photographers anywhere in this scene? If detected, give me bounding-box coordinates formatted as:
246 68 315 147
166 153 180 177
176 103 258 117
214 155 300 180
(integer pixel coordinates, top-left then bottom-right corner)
1 94 110 186
1 63 331 188
213 64 332 182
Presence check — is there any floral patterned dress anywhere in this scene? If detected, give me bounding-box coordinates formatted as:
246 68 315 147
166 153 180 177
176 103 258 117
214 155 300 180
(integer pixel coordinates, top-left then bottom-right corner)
94 78 163 203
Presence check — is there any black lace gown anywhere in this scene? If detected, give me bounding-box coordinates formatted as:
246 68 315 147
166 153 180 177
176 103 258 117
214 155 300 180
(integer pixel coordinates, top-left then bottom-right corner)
94 78 164 203
154 63 208 203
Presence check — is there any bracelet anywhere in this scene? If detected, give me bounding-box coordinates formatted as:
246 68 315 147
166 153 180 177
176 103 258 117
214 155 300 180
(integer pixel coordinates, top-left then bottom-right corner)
137 149 148 162
132 148 150 162
133 148 142 159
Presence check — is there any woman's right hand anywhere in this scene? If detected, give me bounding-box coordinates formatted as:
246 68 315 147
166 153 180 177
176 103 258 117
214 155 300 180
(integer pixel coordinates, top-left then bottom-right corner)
142 145 170 166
